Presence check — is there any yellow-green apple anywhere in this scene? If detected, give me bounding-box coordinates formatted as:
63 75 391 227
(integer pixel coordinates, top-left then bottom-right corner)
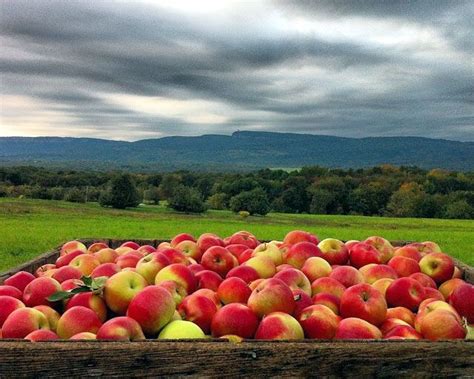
252 242 283 266
340 283 387 326
70 332 97 340
386 307 416 326
423 287 444 301
69 254 100 276
329 266 364 288
35 264 56 277
317 238 349 265
384 325 422 340
420 309 466 340
388 256 420 277
359 264 398 284
93 248 119 264
283 241 321 269
421 241 442 254
57 306 102 339
87 242 109 254
211 303 259 338
283 230 319 245
200 246 237 277
335 317 382 339
155 263 197 294
158 280 188 306
415 299 461 333
127 285 176 335
177 294 218 334
419 253 455 284
51 266 82 283
23 277 62 307
138 245 156 254
301 257 332 283
439 278 466 301
226 265 260 284
4 271 35 292
408 272 437 289
195 270 223 291
56 250 85 267
120 241 140 250
0 296 25 327
104 271 148 315
66 292 107 322
274 268 311 296
175 240 202 261
217 277 251 304
450 283 474 323
349 242 383 268
197 233 224 253
60 240 87 256
135 252 170 284
228 231 259 249
254 312 304 340
393 246 422 262
0 285 22 299
371 278 394 297
311 277 346 299
298 304 340 339
115 251 143 269
91 263 121 279
247 278 295 318
292 289 313 317
244 256 276 279
158 320 206 339
171 233 196 247
364 236 394 263
385 278 426 311
25 329 59 341
2 308 50 338
96 316 145 340
238 248 253 264
33 305 60 332
311 293 340 315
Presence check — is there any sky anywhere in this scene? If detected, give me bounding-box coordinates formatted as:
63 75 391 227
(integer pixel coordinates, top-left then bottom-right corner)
0 0 473 141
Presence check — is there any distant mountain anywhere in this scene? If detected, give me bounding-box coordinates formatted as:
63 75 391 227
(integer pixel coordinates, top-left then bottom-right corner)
1 131 473 171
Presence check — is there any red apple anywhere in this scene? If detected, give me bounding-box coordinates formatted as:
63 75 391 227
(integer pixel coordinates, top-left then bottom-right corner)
69 254 100 276
254 312 304 340
170 233 196 247
87 242 109 254
0 285 23 300
178 294 218 334
419 253 455 284
329 266 364 288
115 251 143 269
283 241 320 269
293 289 313 318
283 230 319 245
450 283 474 323
409 272 437 289
22 277 62 307
154 263 197 294
2 308 50 339
66 292 107 322
312 293 340 315
104 271 148 315
91 263 121 279
364 236 394 263
340 283 387 326
301 257 332 282
385 278 426 311
217 277 251 304
311 277 346 299
228 231 259 249
25 329 59 341
33 305 61 332
388 256 420 277
439 278 466 301
386 307 416 326
51 266 82 283
195 270 223 291
420 309 466 340
93 248 119 264
298 304 340 339
359 264 398 284
393 246 422 262
244 256 276 279
175 240 202 261
4 271 35 292
56 306 102 339
317 238 349 265
96 316 145 341
226 265 260 284
211 303 259 338
247 278 295 318
60 240 87 256
0 296 25 327
335 317 382 339
201 246 237 277
349 242 383 268
197 233 224 253
135 252 170 284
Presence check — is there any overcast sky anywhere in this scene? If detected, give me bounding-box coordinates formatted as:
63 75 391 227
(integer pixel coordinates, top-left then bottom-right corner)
1 0 473 141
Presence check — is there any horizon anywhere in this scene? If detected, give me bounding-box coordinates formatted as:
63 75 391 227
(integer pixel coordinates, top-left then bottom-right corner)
1 1 473 142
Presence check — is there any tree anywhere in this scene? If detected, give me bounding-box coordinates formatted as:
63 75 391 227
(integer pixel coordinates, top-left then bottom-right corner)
206 192 228 210
99 173 140 209
309 189 335 214
143 187 160 204
168 185 207 213
64 187 87 203
444 200 474 219
385 183 426 217
229 188 270 216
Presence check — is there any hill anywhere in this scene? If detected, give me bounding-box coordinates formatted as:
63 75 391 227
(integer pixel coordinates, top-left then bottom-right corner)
1 131 473 171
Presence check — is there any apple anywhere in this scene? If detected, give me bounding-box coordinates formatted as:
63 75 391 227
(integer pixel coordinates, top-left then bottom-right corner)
70 332 97 340
359 264 398 284
4 271 35 292
252 242 283 266
56 306 102 339
56 250 85 267
91 263 121 279
385 278 426 311
96 316 145 341
301 257 332 282
201 246 237 277
228 231 259 249
159 248 189 265
127 285 176 335
420 309 466 340
371 278 394 297
157 242 171 250
335 317 382 339
255 312 304 340
311 293 340 315
388 256 420 277
22 277 62 307
349 242 383 268
60 240 87 256
158 280 188 306
158 320 206 339
135 252 170 284
419 253 455 284
247 278 295 318
69 254 100 276
283 241 320 269
317 238 349 265
104 271 148 315
33 305 61 332
244 256 276 279
415 299 461 333
217 277 251 304
421 241 442 254
274 268 311 296
120 241 141 250
384 325 422 340
211 303 259 338
115 246 135 256
25 329 59 341
226 265 260 284
188 263 205 274
329 266 364 288
0 296 25 327
195 270 223 291
298 304 340 339
51 266 82 283
197 233 224 253
138 245 156 254
450 283 474 323
0 285 23 300
386 307 416 326
155 263 197 294
87 242 109 254
226 244 251 259
311 277 346 299
364 236 394 263
171 233 196 247
408 272 437 289
238 248 254 264
292 289 313 317
2 308 50 339
66 292 107 322
115 251 143 269
61 279 83 291
380 318 411 335
35 264 56 277
175 240 202 261
423 287 444 301
283 230 319 246
393 246 422 262
439 278 466 301
93 248 119 264
177 294 218 334
340 283 387 326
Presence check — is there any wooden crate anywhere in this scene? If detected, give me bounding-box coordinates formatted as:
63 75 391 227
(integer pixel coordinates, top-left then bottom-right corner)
1 239 473 378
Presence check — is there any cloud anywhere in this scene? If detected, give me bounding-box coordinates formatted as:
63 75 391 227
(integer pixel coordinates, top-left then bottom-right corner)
0 0 472 141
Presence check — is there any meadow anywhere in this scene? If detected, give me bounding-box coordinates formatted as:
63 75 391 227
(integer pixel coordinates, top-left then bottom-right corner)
0 198 473 272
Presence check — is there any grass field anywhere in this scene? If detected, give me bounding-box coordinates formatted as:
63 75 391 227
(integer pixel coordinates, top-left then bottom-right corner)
0 198 473 272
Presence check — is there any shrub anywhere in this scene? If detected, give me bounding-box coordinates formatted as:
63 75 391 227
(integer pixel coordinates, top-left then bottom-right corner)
99 173 140 209
64 187 87 203
168 185 207 213
206 192 228 210
229 188 270 216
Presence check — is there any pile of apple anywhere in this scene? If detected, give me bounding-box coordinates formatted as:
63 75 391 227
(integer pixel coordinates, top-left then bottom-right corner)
0 231 473 342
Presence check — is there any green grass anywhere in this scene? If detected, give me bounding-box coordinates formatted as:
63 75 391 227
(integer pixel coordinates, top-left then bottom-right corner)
0 198 473 272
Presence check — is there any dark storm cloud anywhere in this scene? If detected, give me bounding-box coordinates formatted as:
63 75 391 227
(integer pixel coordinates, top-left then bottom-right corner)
0 0 473 141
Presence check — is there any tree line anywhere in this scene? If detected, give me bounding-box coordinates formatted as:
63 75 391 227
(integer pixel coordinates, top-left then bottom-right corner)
0 165 473 219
